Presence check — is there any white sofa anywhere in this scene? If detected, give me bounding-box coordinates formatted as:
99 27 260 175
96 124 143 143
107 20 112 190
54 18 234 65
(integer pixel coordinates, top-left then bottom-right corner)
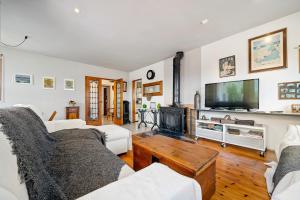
265 125 300 200
45 119 132 155
0 106 202 200
14 104 132 155
0 128 202 200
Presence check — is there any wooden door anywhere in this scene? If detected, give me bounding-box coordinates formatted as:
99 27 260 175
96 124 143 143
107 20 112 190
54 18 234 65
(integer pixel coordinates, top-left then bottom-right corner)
114 79 123 125
85 76 102 126
103 87 108 116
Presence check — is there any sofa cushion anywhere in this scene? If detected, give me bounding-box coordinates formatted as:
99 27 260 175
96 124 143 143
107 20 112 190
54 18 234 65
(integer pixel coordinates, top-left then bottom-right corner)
0 127 29 200
276 125 300 160
86 125 131 142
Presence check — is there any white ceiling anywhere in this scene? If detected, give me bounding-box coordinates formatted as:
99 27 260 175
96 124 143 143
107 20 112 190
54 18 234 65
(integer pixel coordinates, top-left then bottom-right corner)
1 0 300 71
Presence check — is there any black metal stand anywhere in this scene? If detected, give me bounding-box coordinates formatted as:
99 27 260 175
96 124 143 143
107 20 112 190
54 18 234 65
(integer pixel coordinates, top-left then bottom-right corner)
138 109 147 128
151 110 159 130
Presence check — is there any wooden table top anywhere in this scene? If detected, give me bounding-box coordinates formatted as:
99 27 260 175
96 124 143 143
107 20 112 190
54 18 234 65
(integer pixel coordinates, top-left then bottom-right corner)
133 134 219 173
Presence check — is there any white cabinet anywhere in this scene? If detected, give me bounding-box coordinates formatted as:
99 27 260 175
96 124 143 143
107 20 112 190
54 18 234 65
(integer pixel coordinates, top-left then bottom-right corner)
196 120 266 156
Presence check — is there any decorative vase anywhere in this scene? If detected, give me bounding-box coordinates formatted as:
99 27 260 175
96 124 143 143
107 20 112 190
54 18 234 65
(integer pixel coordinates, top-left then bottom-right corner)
194 91 200 110
194 91 201 120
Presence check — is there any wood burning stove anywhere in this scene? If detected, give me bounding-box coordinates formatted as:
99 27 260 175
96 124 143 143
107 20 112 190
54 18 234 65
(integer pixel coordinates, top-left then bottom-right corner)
159 52 186 136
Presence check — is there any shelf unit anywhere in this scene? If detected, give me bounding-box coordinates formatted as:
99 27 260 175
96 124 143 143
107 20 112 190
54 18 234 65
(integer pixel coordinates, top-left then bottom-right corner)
196 120 266 156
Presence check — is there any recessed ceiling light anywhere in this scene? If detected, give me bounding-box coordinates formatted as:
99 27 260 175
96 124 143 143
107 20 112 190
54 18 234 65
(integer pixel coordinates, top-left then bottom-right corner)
201 19 209 25
74 8 80 14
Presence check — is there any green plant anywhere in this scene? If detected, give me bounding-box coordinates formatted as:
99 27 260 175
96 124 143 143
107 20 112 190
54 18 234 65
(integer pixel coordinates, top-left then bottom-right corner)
157 103 161 110
142 104 147 109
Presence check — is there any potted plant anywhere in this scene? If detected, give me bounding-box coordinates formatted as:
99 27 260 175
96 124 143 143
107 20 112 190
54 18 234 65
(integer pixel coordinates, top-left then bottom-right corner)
157 103 161 110
142 104 147 111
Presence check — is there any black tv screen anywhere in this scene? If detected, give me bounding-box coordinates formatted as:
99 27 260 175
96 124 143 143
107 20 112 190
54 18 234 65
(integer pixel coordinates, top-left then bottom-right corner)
205 79 259 109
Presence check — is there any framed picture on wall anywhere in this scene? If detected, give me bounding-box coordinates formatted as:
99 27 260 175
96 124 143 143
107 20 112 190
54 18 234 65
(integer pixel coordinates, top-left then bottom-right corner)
248 28 287 73
14 74 33 85
219 55 236 77
43 76 55 89
64 79 75 91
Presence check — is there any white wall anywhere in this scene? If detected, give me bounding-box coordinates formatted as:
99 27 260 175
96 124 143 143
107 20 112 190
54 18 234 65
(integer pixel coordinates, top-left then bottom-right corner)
128 61 165 122
200 12 300 150
0 47 128 120
163 48 202 106
201 12 300 112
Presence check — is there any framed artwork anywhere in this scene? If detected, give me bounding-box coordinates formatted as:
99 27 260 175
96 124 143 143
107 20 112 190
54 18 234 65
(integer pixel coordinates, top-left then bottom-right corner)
123 81 127 92
43 76 55 89
249 28 287 73
14 74 33 85
219 55 236 77
278 81 300 100
64 79 75 91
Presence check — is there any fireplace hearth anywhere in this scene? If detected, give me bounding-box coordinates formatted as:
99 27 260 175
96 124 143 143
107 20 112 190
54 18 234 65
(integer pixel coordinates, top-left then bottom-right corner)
159 106 186 136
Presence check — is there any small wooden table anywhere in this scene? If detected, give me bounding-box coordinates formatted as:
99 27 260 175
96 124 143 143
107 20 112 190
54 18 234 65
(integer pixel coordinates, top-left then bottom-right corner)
133 134 219 200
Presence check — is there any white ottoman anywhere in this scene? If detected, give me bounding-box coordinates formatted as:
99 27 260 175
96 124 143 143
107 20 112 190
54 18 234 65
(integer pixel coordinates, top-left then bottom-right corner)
86 125 132 155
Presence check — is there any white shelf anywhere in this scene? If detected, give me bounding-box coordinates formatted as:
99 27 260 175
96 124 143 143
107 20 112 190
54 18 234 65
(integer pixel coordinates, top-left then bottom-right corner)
196 120 266 154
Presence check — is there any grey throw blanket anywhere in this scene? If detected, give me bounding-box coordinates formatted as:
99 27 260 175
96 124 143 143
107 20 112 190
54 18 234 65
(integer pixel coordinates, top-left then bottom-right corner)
273 145 300 189
0 107 125 200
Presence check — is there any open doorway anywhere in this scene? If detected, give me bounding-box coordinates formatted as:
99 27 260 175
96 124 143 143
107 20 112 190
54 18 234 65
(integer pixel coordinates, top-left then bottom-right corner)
85 76 124 126
102 80 114 125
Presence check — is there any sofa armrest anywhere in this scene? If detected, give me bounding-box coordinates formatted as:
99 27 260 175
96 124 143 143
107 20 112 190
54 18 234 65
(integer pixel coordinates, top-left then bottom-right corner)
45 119 86 133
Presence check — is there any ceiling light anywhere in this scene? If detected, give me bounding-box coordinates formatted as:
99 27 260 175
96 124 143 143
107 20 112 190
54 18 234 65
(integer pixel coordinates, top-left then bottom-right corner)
74 8 80 14
201 19 209 25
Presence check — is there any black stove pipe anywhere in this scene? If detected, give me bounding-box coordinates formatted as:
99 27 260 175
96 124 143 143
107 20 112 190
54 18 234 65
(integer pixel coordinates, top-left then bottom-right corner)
173 51 184 107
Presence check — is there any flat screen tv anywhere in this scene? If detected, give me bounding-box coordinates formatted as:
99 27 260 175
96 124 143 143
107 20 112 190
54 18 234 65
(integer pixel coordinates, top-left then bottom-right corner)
205 79 259 110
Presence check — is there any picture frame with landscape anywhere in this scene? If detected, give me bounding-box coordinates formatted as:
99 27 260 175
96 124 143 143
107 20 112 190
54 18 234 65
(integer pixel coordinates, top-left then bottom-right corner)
249 28 287 73
14 74 33 85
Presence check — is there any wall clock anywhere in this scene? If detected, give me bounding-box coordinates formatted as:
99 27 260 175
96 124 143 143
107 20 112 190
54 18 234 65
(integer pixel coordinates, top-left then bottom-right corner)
146 70 155 80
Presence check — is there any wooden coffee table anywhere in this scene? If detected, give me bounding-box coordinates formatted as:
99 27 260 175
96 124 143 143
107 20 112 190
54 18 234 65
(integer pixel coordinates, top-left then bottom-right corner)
133 134 219 200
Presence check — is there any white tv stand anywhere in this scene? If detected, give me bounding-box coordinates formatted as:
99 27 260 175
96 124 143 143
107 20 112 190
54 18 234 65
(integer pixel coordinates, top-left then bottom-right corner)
196 119 266 156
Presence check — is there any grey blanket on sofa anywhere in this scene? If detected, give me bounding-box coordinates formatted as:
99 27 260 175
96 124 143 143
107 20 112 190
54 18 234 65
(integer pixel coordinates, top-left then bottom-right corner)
273 145 300 189
0 107 125 200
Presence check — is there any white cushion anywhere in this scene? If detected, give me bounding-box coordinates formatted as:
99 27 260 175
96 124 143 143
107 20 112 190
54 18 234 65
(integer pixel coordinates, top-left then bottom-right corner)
86 125 130 142
276 125 300 160
77 163 202 200
0 187 19 200
45 119 86 133
0 128 29 200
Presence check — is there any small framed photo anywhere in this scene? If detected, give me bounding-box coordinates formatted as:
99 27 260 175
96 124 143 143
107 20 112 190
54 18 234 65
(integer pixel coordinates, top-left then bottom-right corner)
43 76 55 89
14 74 33 84
150 102 156 110
219 55 236 78
64 79 75 91
123 81 127 92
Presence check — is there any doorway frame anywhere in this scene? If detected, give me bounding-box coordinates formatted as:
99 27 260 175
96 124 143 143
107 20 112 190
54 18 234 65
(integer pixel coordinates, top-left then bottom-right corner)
132 79 142 122
102 85 111 117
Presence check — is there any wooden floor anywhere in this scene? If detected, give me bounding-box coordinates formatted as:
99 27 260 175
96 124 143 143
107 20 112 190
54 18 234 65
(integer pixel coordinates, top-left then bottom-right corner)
120 137 275 200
